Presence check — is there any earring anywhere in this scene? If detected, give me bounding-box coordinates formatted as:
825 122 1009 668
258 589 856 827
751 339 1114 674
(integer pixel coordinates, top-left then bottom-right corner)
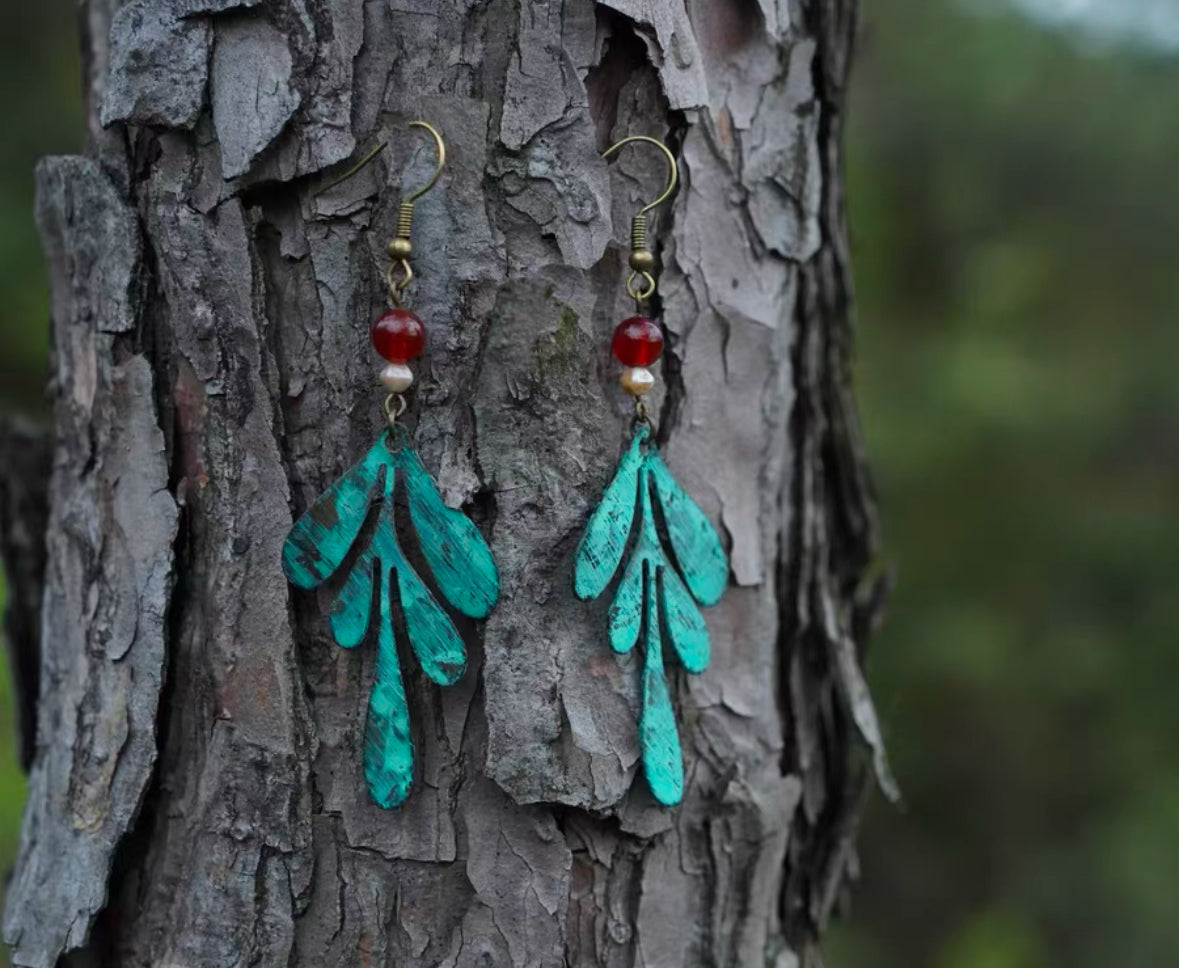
575 136 729 806
283 122 499 809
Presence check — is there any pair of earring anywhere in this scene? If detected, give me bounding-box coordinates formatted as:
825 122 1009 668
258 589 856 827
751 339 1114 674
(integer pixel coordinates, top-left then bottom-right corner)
282 123 728 810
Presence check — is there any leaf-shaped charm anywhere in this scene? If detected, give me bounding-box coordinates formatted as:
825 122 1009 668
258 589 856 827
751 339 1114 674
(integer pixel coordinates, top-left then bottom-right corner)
364 566 413 809
282 432 498 808
574 425 728 805
608 551 646 654
659 564 710 674
648 452 728 606
283 440 389 588
329 549 375 648
640 568 683 807
396 557 467 686
574 428 647 600
399 446 499 619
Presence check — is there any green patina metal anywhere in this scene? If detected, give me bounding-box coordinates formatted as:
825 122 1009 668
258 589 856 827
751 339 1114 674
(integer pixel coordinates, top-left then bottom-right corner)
282 433 499 808
401 445 498 619
574 425 729 805
573 429 645 600
640 561 682 805
648 452 729 607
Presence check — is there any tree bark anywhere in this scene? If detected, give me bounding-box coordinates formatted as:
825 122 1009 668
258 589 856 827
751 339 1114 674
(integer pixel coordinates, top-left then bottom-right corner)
1 1 891 966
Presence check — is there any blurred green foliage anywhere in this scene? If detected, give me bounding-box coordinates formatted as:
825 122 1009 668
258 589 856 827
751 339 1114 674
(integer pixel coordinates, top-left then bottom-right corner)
0 3 81 965
1 4 81 412
830 1 1179 966
0 578 24 968
1 2 1177 967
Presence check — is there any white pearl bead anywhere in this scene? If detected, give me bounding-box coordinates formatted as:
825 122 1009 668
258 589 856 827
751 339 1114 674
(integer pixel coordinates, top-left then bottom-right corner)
380 362 414 393
619 366 655 396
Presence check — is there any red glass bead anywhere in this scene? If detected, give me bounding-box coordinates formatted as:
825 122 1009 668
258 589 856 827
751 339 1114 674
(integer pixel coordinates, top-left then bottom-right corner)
611 316 663 367
371 308 425 362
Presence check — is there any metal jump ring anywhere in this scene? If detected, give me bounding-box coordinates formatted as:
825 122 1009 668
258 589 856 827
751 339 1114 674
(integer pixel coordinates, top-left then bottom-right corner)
386 260 413 306
383 393 407 428
632 396 654 432
625 270 656 303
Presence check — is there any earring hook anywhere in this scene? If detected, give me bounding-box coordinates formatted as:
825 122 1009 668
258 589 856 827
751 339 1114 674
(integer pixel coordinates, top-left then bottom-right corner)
601 135 678 215
386 121 446 303
314 120 446 199
313 121 448 306
601 135 677 306
403 120 446 202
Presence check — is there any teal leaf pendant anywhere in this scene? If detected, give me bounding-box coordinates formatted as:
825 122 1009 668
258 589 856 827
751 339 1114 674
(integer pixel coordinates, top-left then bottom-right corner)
574 425 728 805
283 430 499 808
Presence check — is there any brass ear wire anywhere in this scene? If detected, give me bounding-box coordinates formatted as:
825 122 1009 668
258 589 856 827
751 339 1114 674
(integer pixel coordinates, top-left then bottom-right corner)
384 121 446 305
601 135 678 307
601 135 678 213
402 121 446 202
314 121 447 307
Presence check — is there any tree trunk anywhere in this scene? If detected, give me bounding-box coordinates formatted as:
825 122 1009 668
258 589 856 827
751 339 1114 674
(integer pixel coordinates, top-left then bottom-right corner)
1 1 891 966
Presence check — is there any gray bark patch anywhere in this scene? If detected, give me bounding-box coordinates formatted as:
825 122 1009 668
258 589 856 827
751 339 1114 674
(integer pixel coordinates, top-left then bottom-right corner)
212 14 301 178
2 158 178 968
102 0 212 129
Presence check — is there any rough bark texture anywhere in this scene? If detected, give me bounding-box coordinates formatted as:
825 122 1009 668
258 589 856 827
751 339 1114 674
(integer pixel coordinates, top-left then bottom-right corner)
1 1 891 966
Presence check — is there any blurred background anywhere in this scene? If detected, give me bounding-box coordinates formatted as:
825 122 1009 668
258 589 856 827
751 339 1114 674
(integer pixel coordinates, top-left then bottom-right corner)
0 6 82 967
1 1 1177 966
830 0 1179 966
